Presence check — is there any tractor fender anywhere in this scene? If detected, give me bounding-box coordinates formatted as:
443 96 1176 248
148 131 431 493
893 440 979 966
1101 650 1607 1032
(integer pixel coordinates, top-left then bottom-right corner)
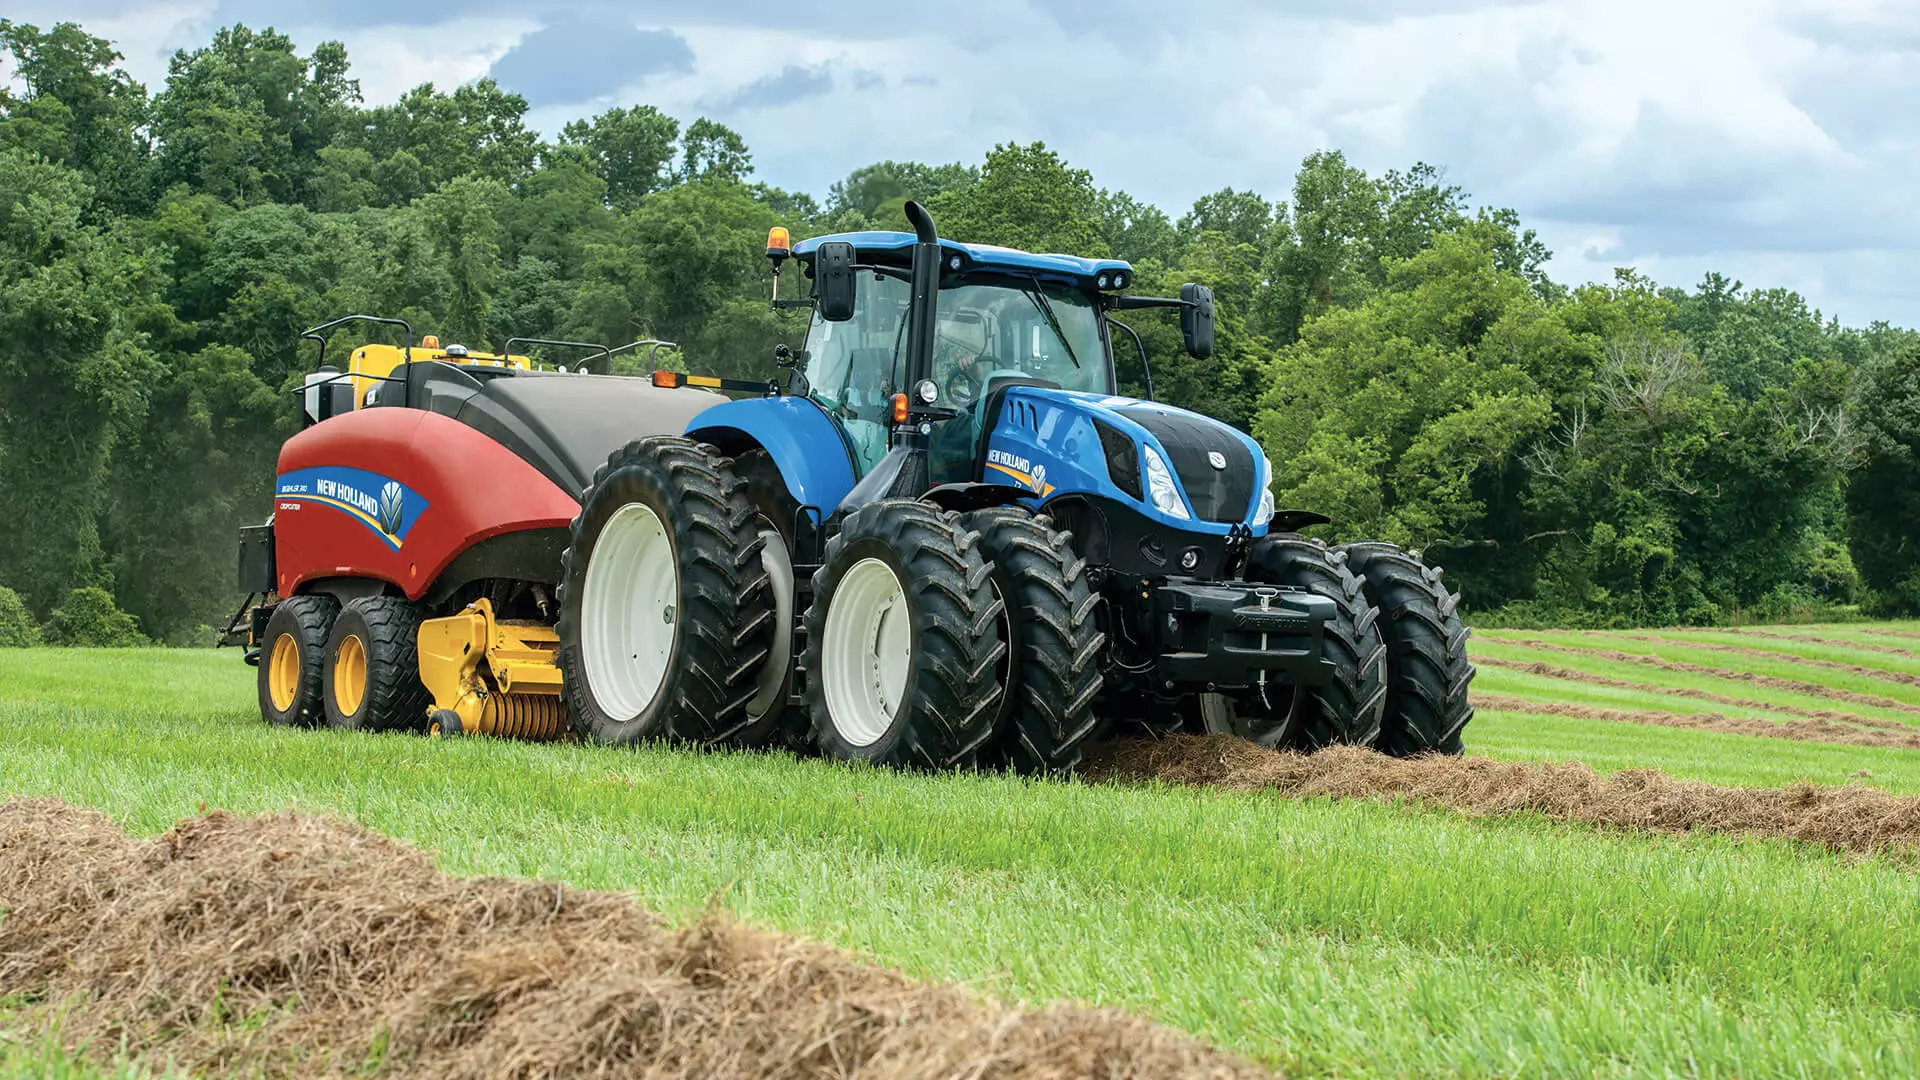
685 397 858 517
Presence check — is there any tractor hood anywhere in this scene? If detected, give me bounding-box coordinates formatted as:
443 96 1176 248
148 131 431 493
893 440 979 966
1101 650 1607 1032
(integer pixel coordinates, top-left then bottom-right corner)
978 386 1272 535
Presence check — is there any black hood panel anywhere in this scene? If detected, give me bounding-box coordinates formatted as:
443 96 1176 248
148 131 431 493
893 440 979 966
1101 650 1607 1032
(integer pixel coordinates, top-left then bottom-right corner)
1119 408 1254 523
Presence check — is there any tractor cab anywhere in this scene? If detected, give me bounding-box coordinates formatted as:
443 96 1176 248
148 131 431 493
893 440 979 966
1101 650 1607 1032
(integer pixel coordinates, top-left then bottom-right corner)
785 233 1133 484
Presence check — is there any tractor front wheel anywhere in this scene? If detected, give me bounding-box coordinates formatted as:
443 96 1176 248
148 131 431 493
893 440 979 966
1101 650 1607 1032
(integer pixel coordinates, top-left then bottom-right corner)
1200 536 1387 751
804 499 1005 770
322 596 432 732
258 594 338 728
557 436 775 747
1338 542 1475 755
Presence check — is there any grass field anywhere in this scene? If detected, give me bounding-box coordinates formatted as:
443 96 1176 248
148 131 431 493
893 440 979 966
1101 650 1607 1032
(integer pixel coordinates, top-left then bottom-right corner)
5 622 1920 1077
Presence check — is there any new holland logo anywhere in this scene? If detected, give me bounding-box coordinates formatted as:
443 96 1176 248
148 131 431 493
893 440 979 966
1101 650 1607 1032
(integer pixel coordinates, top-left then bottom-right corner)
1208 451 1228 470
378 480 405 536
274 466 428 551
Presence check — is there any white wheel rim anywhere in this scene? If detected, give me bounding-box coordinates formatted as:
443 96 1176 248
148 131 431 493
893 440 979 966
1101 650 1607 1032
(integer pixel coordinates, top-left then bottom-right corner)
747 524 795 721
581 502 678 721
821 557 912 747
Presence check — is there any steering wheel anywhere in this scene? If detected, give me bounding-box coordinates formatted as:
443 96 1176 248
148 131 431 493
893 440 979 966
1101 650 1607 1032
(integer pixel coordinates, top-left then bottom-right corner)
943 354 1003 409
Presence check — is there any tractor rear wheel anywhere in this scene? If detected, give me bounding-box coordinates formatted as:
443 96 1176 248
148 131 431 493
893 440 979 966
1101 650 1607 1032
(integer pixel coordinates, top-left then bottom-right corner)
1338 542 1475 755
557 436 774 747
960 507 1104 776
1201 537 1386 751
322 596 432 732
803 499 1005 770
258 594 338 728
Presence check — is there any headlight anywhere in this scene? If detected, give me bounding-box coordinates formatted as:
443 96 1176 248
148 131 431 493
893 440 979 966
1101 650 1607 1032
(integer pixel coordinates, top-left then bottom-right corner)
1254 453 1276 526
1142 445 1191 520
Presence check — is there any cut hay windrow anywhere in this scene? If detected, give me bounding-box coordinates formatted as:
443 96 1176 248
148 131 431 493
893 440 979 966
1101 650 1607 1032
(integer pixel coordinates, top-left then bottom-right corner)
1602 633 1920 688
0 799 1271 1080
1474 692 1920 751
1472 654 1919 729
1091 736 1920 859
1480 637 1920 714
1859 626 1920 642
1691 628 1920 660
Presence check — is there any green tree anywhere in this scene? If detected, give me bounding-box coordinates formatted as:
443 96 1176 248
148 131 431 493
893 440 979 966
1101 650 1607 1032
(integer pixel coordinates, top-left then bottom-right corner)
678 117 752 183
0 20 150 209
934 141 1106 256
0 151 160 613
0 586 39 646
149 25 358 205
1848 340 1920 612
560 104 679 210
42 586 148 646
1177 187 1273 249
1255 224 1555 571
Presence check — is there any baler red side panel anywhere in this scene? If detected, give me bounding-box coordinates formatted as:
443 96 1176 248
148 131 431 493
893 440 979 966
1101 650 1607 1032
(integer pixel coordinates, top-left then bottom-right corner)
273 409 579 600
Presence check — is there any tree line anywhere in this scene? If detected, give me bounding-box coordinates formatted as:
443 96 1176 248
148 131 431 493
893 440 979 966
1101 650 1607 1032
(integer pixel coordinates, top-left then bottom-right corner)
1 19 1915 644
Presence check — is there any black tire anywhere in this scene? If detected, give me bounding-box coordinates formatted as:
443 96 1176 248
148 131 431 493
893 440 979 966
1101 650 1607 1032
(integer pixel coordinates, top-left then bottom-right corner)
960 507 1104 776
322 596 432 732
1225 536 1388 750
257 594 338 728
1338 542 1475 755
731 450 804 749
803 499 1005 770
556 436 774 747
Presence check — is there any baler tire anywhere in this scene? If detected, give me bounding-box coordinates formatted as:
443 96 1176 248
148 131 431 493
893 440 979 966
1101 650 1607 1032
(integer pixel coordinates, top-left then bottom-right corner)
258 594 338 728
1338 542 1475 756
1236 537 1388 750
960 507 1104 776
803 499 1005 770
557 436 775 748
731 449 804 750
322 596 432 733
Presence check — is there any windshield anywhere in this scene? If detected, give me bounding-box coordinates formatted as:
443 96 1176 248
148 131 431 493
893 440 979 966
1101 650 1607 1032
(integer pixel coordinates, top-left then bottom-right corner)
803 272 1112 418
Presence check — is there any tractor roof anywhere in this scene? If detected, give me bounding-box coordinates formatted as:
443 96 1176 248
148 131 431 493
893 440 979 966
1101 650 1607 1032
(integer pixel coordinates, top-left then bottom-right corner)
793 231 1132 287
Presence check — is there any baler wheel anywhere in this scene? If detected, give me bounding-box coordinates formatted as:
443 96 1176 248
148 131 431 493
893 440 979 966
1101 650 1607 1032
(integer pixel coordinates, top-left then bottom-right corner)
959 507 1105 776
1211 537 1388 751
1337 542 1475 756
322 597 432 732
803 499 1005 770
557 436 775 747
256 594 339 728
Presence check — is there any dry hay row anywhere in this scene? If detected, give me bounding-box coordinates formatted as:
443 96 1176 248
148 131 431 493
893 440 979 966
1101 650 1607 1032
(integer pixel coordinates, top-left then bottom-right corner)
1472 654 1918 730
1600 632 1920 688
1480 637 1920 714
1091 736 1920 859
1473 692 1920 752
0 799 1270 1080
1687 627 1920 660
1857 626 1920 642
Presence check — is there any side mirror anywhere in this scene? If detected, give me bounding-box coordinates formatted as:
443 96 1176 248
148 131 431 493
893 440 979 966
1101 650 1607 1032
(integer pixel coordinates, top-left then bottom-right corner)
1179 282 1214 360
814 241 857 322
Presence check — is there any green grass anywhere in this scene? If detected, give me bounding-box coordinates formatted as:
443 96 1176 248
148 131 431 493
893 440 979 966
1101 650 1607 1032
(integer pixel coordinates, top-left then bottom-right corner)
1627 629 1920 678
1469 707 1920 793
1470 637 1920 726
1475 629 1920 709
5 647 1920 1078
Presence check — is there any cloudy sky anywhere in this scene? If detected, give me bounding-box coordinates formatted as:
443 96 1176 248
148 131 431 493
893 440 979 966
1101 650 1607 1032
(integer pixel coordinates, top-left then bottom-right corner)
17 0 1920 325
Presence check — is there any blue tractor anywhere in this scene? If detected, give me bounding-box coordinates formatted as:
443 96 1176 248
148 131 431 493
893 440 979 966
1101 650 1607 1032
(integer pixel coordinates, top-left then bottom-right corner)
548 202 1474 773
